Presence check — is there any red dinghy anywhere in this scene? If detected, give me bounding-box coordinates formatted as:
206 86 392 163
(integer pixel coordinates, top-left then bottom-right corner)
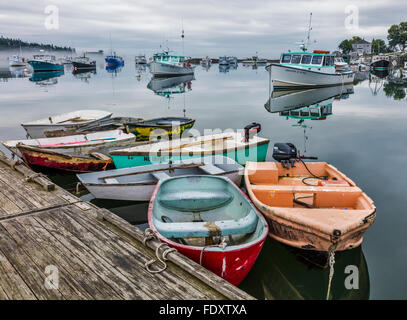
148 175 268 285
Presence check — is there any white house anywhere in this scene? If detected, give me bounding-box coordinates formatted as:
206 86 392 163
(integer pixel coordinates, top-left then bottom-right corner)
352 39 372 55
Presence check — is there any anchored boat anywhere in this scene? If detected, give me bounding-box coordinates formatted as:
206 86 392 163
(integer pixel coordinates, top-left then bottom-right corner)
148 52 195 77
135 54 147 64
124 117 195 141
2 130 136 158
21 110 113 138
27 54 64 72
16 144 113 173
267 50 355 89
72 55 96 70
148 175 269 285
9 55 26 67
244 144 376 258
370 54 390 70
109 124 269 168
77 156 243 201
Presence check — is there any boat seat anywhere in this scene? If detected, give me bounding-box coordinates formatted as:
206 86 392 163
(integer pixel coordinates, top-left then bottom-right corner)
199 164 224 175
152 171 171 181
251 184 362 208
154 209 258 238
104 178 119 184
159 190 233 212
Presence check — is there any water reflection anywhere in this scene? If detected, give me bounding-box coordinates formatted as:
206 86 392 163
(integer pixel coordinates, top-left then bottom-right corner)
72 69 96 83
239 239 370 300
147 74 194 98
0 66 32 81
29 70 64 86
106 64 123 76
265 85 354 114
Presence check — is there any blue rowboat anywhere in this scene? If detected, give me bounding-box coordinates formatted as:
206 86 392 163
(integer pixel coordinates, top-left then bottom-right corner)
27 55 64 72
109 131 269 168
148 175 269 285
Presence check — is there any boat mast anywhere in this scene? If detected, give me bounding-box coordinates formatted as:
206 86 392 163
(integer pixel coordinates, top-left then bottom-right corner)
303 12 313 52
181 18 185 56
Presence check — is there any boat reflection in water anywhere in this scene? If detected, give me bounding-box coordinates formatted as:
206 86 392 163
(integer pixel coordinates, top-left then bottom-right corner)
369 69 389 96
72 69 97 83
265 84 354 114
239 239 370 300
106 64 123 76
147 74 194 98
29 70 64 87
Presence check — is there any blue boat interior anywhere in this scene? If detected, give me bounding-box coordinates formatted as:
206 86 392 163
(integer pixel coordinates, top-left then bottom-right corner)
152 175 265 248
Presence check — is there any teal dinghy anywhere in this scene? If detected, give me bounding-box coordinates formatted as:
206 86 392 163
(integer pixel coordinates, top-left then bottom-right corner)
109 130 269 169
148 175 268 285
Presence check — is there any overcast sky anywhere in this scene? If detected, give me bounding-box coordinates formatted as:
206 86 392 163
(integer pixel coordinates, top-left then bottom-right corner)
1 0 405 57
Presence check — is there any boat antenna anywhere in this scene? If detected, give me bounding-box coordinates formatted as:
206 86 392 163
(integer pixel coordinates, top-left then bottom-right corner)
181 18 185 55
303 12 313 52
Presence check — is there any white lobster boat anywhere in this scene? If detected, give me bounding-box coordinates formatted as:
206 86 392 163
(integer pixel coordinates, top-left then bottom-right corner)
267 50 354 89
21 110 113 138
148 52 195 77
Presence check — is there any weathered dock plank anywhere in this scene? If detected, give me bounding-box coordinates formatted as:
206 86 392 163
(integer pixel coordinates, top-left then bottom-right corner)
0 156 254 300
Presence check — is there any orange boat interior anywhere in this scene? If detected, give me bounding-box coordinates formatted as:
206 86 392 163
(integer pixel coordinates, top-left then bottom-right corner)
246 162 373 211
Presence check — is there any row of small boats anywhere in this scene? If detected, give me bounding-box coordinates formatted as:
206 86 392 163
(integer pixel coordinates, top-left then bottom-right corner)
2 110 376 286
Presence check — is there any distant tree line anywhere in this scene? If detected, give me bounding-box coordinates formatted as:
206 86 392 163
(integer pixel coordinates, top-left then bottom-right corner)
0 35 75 52
338 21 407 55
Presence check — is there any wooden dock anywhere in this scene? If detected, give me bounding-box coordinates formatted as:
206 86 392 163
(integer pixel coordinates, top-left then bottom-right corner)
0 152 253 300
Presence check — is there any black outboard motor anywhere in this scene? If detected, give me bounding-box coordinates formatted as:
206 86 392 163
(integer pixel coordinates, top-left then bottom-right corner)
273 142 318 169
244 122 261 142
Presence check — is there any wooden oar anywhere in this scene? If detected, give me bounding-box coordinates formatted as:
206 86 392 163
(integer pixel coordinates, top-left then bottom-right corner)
159 136 233 152
97 162 205 180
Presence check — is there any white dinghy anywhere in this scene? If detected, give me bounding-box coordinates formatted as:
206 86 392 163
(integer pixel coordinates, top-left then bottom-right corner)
21 109 113 138
77 156 243 201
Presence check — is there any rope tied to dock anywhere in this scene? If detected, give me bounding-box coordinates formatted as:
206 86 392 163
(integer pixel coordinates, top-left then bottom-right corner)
143 228 177 274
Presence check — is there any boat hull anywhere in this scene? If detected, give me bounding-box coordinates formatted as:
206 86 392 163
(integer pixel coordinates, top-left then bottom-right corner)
110 141 269 168
125 119 195 141
244 161 376 255
371 60 390 70
18 146 112 173
72 62 96 70
148 61 195 76
27 60 64 72
148 176 268 285
269 64 354 89
22 114 113 139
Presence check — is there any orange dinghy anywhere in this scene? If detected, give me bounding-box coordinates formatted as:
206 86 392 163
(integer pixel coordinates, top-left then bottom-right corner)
244 161 376 255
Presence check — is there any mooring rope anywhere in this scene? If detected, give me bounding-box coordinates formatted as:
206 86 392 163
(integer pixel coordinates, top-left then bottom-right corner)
143 228 177 274
325 250 336 300
199 237 227 266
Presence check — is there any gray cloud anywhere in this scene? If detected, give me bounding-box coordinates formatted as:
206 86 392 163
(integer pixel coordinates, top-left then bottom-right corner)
0 0 405 57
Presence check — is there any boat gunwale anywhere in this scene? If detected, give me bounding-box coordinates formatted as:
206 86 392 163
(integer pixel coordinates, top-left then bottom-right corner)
126 118 195 128
269 63 355 76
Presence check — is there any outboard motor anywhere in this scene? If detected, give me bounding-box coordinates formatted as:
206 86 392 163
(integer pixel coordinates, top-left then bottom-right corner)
244 122 261 142
273 143 318 169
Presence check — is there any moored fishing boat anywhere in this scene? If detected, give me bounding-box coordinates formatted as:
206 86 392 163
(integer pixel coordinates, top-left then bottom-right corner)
124 117 195 141
21 110 113 138
148 52 195 77
218 56 229 65
27 54 64 72
135 54 147 64
9 55 26 67
244 144 376 259
72 55 96 70
109 124 269 168
148 175 269 285
16 144 113 173
334 56 350 72
77 156 243 201
267 50 355 89
2 129 136 158
105 53 124 67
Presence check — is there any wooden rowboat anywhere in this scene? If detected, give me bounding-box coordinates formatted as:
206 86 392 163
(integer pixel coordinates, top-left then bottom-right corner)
148 175 268 285
244 161 376 255
21 110 113 138
2 130 136 158
17 144 113 173
110 130 269 168
124 117 195 141
77 156 243 201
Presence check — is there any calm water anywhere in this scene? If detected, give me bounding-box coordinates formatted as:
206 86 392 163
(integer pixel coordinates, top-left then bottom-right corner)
1 54 407 299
